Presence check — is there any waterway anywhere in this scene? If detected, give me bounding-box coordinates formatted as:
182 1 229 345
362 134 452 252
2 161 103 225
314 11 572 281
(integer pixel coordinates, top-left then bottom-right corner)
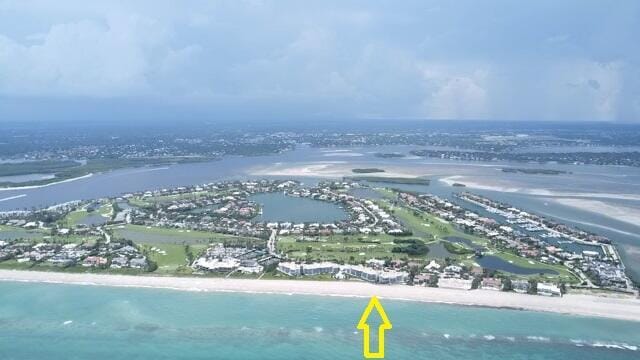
0 145 639 279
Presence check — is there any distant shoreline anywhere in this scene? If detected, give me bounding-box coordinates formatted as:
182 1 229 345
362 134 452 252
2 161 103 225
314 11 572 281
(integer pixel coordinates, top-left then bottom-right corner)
0 173 93 191
1 270 638 322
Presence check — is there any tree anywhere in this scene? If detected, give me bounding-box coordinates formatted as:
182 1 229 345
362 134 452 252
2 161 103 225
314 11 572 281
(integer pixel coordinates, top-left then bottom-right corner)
184 245 194 264
502 277 513 292
558 281 567 295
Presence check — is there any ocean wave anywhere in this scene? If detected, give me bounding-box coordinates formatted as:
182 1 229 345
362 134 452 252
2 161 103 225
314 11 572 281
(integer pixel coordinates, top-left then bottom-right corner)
526 336 551 342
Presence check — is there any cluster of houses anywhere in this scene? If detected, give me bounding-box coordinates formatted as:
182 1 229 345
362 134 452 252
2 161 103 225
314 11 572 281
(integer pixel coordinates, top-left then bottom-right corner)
280 181 408 236
0 239 149 270
455 192 632 292
275 258 563 296
397 191 633 293
122 180 409 239
121 180 302 238
413 259 562 296
583 260 630 290
191 244 278 273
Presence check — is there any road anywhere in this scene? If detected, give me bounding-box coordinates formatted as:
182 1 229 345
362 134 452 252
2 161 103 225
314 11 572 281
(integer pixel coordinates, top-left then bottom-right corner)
267 229 277 254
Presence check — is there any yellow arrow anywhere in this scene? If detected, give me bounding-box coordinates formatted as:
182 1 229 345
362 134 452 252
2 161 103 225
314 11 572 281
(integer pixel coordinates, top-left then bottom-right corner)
356 296 392 358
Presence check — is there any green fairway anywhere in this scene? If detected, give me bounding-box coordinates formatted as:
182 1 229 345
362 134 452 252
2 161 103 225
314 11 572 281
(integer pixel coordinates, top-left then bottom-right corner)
60 203 112 227
112 224 265 246
140 243 208 274
277 234 428 264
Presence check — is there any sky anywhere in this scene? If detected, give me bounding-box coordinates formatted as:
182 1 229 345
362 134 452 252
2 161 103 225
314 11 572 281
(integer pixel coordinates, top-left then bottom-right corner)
0 0 639 123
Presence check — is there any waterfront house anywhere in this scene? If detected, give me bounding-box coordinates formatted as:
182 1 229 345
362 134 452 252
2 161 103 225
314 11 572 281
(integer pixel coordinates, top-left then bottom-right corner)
481 277 503 291
129 257 149 270
82 256 108 268
437 277 473 290
537 283 562 297
512 280 530 293
110 256 129 269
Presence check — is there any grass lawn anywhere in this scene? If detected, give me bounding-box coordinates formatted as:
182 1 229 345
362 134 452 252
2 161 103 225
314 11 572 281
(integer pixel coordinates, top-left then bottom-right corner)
61 209 88 226
0 225 98 244
139 243 208 274
112 224 265 246
277 234 427 263
494 251 579 283
0 225 47 236
377 198 488 245
60 203 112 227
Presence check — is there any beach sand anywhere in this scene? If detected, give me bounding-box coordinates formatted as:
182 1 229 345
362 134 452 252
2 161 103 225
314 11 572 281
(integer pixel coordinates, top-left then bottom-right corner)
1 270 638 322
439 176 640 227
249 161 426 179
550 198 640 226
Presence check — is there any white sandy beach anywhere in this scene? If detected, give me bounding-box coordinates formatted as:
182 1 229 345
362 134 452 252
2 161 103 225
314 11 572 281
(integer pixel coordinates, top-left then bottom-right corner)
550 198 640 226
250 161 426 179
0 270 639 322
439 176 640 227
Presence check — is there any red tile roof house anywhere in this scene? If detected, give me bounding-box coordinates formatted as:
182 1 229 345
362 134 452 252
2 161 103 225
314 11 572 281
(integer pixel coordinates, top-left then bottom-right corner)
481 277 503 291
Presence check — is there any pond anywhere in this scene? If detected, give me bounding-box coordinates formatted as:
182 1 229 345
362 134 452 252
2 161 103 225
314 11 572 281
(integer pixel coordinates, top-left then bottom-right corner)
77 213 108 226
426 242 455 259
476 255 558 275
250 192 348 223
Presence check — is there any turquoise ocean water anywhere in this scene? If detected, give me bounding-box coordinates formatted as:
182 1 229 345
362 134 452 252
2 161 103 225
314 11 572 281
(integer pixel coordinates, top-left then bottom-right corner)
0 282 639 360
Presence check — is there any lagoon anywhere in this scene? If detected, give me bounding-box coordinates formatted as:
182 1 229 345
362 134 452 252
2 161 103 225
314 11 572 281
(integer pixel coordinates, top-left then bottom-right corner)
1 145 639 279
251 192 348 223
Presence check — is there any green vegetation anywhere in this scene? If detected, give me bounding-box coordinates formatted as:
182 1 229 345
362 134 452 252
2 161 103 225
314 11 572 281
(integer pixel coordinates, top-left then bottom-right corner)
0 157 216 188
277 234 424 264
442 241 474 255
0 225 99 244
501 168 569 175
58 203 112 227
140 243 208 274
347 176 430 185
352 168 385 174
392 239 429 255
0 160 79 176
112 224 265 246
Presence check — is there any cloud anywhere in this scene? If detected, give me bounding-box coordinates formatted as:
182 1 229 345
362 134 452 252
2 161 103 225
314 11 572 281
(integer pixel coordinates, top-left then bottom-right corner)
0 0 639 122
0 15 158 97
419 65 488 119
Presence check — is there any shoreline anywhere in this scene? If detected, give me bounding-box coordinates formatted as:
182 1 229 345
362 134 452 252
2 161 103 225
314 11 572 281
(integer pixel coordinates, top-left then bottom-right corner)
439 176 640 227
0 270 639 322
0 173 93 191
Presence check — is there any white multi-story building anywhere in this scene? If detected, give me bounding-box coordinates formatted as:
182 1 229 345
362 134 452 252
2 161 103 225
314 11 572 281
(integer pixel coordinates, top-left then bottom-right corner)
437 277 473 290
537 283 562 297
277 262 302 276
